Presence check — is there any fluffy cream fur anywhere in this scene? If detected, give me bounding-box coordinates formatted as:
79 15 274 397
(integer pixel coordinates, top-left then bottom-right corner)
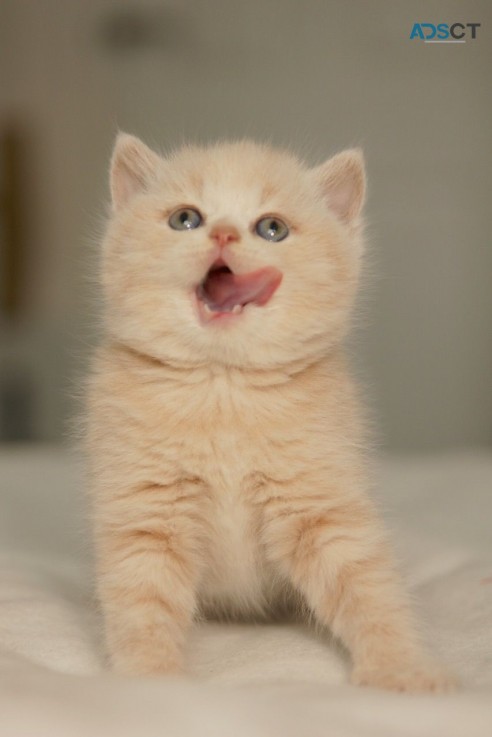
86 134 454 691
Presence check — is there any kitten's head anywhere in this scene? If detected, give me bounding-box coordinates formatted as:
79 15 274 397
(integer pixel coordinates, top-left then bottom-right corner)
101 134 365 369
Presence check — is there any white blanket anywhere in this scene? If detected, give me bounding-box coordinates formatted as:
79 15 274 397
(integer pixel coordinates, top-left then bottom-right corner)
1 446 491 736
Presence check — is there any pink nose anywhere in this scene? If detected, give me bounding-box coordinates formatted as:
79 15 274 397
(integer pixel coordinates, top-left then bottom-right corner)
209 224 240 249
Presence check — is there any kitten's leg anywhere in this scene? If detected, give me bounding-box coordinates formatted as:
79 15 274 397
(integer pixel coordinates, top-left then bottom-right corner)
262 483 455 692
94 480 206 677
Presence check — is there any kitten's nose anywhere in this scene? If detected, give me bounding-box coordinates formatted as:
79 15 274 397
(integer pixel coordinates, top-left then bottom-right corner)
209 223 240 249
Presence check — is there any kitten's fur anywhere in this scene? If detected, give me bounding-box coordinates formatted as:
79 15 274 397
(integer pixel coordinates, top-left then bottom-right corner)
86 134 454 691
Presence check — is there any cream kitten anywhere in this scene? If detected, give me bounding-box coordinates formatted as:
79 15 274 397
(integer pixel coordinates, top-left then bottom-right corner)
86 133 454 691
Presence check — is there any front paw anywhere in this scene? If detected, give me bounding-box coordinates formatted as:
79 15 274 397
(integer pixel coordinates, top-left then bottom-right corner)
351 661 458 693
109 648 185 678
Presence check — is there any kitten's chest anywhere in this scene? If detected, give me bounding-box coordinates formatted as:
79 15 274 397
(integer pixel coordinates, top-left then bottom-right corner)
159 375 290 484
156 379 289 613
198 472 269 616
172 420 266 613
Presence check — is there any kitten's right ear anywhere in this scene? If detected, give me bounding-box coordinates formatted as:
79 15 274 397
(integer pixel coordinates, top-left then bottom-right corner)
110 133 161 211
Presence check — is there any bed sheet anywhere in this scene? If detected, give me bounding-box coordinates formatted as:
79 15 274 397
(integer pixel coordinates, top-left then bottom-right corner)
0 446 491 736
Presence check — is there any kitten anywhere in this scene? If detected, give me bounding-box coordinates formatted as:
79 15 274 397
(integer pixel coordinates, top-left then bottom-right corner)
86 133 454 691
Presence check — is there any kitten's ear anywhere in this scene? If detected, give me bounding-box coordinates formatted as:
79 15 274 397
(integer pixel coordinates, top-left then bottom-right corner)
311 149 366 225
110 133 161 211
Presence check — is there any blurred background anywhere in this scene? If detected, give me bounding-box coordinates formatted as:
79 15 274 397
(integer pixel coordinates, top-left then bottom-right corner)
1 0 491 450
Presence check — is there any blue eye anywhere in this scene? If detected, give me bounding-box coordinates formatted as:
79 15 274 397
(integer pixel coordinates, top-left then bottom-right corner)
169 208 203 230
255 216 289 242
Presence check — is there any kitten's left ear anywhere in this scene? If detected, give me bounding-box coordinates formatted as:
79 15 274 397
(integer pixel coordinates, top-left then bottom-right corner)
110 133 161 211
311 149 366 225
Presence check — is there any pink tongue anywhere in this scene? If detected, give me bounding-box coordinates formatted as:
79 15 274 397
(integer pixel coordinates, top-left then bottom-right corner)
203 266 282 311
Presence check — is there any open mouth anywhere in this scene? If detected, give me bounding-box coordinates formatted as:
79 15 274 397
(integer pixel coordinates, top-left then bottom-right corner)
195 259 282 323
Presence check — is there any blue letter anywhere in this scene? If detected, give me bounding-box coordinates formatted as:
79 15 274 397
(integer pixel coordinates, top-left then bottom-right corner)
421 23 437 40
437 23 449 39
410 23 425 40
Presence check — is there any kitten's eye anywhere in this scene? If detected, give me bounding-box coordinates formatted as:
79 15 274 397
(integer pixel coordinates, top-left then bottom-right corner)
255 216 289 242
168 208 203 231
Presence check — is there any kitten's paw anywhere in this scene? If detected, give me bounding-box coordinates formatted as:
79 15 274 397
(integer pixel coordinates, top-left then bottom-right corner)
109 650 184 678
351 661 458 693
